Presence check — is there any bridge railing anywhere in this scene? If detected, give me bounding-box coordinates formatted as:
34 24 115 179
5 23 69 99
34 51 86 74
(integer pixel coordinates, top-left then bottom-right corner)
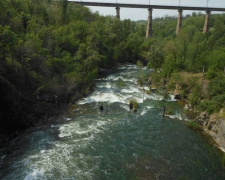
69 0 225 8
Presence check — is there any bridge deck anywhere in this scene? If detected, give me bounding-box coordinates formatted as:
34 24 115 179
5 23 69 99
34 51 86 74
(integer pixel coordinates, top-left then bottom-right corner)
70 1 225 12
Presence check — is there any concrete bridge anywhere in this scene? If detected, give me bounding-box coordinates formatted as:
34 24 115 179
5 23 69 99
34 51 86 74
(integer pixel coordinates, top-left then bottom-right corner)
70 1 225 37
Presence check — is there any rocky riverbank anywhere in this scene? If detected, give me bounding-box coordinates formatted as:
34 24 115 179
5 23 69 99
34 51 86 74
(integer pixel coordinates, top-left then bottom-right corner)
153 71 225 153
195 109 225 152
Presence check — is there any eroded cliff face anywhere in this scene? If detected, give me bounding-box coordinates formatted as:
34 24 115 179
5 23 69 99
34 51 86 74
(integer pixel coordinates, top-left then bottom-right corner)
195 109 225 152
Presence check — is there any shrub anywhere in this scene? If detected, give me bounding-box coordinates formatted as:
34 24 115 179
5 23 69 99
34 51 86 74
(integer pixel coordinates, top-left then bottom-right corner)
171 72 184 84
136 60 144 68
188 84 202 107
186 121 202 131
151 72 163 86
209 76 225 98
161 55 177 77
129 99 138 112
198 100 221 114
206 68 218 80
167 81 176 91
198 76 225 114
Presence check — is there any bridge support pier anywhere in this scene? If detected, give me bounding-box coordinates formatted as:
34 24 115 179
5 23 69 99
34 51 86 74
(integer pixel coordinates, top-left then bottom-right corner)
116 7 120 19
203 10 210 33
176 9 183 34
146 8 153 38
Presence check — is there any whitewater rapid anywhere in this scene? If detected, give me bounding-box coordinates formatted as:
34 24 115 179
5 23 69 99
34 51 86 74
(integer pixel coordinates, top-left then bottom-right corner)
1 65 224 180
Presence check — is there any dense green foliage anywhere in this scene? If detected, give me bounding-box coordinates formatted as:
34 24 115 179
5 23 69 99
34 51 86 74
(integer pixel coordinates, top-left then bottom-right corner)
148 13 225 76
148 14 225 114
1 0 225 134
0 0 144 133
199 76 225 114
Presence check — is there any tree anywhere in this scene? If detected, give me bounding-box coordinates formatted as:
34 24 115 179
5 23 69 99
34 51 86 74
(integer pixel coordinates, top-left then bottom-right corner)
143 38 164 70
206 48 225 71
176 29 189 69
74 43 101 81
60 0 68 25
188 32 205 70
164 40 178 64
0 25 17 66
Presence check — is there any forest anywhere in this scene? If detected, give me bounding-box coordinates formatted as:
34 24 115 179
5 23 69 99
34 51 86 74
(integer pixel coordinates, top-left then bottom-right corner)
0 0 225 135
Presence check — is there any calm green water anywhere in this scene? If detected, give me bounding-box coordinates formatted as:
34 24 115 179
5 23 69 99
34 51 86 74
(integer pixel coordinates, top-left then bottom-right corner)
0 65 224 180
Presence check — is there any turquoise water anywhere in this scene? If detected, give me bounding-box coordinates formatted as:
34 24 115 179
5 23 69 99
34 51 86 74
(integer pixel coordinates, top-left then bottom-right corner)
0 65 224 179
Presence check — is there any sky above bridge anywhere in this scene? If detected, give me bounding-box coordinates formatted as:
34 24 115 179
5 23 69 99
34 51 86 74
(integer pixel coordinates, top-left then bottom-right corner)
70 0 225 20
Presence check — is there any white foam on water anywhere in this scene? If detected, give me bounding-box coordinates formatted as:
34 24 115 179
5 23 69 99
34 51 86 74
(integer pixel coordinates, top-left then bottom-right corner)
141 106 154 115
118 65 137 70
50 124 60 128
77 65 151 105
127 65 138 69
101 75 136 84
22 145 97 179
146 105 154 109
58 124 74 138
120 77 137 82
59 117 109 139
144 93 164 101
120 104 130 111
66 118 72 121
141 109 148 115
121 86 142 94
23 117 116 179
97 82 112 89
143 86 150 91
117 66 127 70
78 91 127 104
24 169 46 180
166 94 177 102
40 150 46 154
79 83 161 105
102 75 121 81
21 118 111 179
121 89 136 94
167 113 183 120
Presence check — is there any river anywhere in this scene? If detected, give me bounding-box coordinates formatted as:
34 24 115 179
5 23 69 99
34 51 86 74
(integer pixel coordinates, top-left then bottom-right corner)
0 65 225 180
